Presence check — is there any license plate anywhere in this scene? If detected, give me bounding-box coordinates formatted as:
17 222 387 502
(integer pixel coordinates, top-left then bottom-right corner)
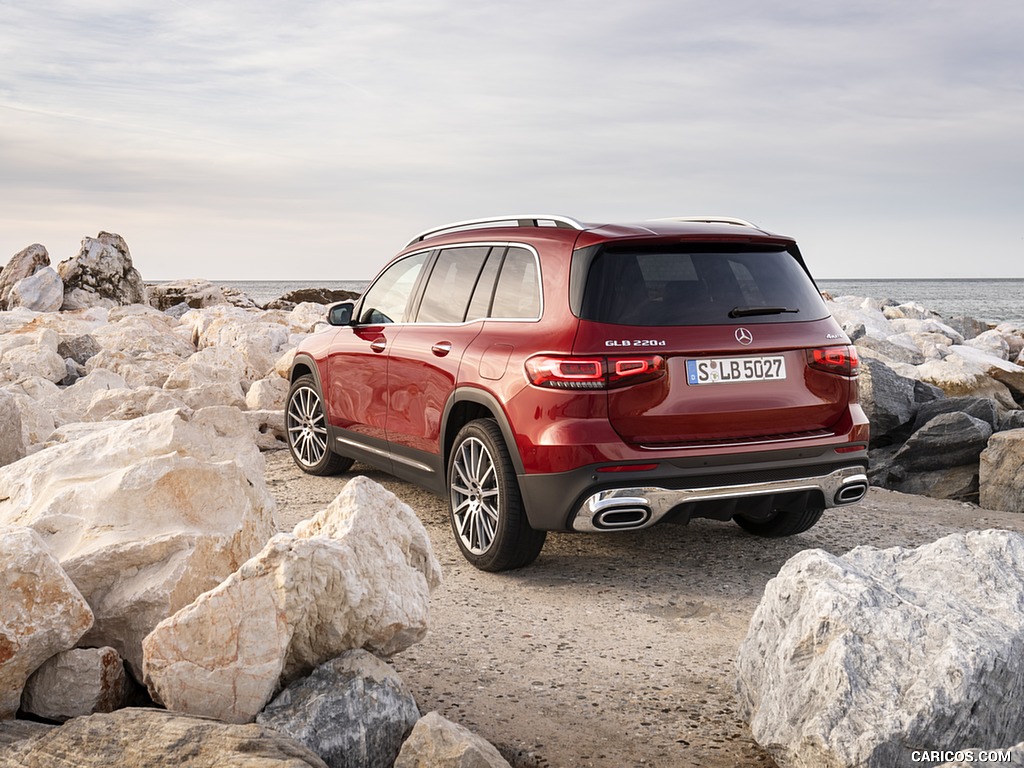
686 355 786 385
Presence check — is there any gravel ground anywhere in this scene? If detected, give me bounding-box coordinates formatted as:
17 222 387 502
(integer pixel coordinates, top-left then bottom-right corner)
266 450 1024 768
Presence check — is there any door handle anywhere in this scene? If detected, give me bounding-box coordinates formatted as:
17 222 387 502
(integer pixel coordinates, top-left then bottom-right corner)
431 341 453 357
370 337 387 353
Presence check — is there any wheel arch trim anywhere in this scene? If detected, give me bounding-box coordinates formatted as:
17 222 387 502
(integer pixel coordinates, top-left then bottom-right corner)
440 388 526 476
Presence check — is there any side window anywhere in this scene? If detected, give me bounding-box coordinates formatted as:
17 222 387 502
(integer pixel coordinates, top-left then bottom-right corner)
465 247 504 321
489 247 541 319
358 251 429 325
417 247 491 324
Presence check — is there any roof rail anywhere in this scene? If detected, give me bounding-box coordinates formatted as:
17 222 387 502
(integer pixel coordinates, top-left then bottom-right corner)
653 216 759 228
406 215 587 247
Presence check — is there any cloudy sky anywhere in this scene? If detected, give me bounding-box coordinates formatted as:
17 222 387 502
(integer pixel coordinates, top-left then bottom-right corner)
1 1 1021 280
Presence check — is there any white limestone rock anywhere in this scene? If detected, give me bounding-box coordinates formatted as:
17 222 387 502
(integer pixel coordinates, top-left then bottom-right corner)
394 712 512 768
0 329 67 385
0 244 50 310
0 408 278 678
143 476 441 723
965 329 1012 361
888 317 965 345
0 708 330 766
275 348 298 379
737 530 1024 768
84 348 184 389
0 526 94 719
916 347 1022 410
84 386 188 422
41 368 129 427
20 646 129 722
176 381 247 410
246 376 289 411
57 233 145 311
0 390 25 467
825 298 895 341
198 315 292 384
8 267 64 313
4 390 54 451
247 409 288 451
163 345 248 391
91 312 196 359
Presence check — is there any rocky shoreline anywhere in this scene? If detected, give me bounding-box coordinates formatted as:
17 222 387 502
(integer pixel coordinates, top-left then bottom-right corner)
4 233 1024 767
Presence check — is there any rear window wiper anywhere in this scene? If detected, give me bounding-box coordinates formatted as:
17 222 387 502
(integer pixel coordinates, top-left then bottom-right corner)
728 306 800 318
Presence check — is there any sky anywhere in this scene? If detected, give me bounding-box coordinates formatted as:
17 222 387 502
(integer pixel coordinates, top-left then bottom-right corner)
0 1 1022 281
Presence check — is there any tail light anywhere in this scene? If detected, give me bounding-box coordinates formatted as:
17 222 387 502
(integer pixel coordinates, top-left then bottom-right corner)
525 355 666 390
806 345 859 376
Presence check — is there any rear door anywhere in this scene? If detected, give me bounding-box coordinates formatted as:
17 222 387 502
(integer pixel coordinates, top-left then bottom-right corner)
572 243 851 446
384 245 493 460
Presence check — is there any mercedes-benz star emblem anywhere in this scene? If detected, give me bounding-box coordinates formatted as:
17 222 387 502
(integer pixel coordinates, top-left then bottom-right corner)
735 327 753 345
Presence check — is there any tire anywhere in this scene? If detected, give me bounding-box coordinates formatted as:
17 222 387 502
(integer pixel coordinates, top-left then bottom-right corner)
734 506 824 537
448 418 546 572
286 375 354 476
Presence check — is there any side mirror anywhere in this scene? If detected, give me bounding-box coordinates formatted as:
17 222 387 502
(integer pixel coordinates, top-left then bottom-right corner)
327 301 354 326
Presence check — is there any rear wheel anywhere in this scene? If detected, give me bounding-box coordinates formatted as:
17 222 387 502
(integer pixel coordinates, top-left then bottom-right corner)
448 419 546 572
734 506 824 537
286 375 354 476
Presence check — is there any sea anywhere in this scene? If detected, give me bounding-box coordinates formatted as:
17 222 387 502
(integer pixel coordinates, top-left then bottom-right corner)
212 278 1024 326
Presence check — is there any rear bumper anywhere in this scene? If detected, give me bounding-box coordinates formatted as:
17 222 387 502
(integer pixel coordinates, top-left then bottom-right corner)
571 465 867 532
517 443 868 531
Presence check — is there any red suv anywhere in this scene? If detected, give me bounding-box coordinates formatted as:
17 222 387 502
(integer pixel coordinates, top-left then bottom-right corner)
287 215 869 571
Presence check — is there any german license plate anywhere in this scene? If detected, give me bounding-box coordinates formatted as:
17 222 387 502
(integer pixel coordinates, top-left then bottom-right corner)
686 355 786 385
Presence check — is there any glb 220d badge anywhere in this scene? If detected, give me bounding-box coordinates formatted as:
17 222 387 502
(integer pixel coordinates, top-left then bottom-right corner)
605 339 667 347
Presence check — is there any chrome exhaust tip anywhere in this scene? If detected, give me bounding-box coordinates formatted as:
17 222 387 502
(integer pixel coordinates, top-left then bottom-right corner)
593 507 652 530
835 482 868 504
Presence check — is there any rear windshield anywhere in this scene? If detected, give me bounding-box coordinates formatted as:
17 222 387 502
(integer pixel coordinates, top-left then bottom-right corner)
577 244 829 326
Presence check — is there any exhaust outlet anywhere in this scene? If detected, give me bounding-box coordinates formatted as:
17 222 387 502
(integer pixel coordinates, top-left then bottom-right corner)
593 507 652 530
835 482 868 504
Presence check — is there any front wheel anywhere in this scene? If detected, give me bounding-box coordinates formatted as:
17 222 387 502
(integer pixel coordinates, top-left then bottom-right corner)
448 419 546 572
285 375 354 476
734 506 824 537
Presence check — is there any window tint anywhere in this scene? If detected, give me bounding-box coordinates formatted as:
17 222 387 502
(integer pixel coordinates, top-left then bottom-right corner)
490 247 541 319
579 245 827 326
358 251 429 324
417 247 491 323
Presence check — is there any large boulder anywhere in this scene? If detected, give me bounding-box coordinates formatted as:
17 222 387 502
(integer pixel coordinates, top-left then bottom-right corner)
917 347 1024 409
891 412 992 472
0 708 329 767
20 647 130 722
980 430 1024 513
0 408 278 678
264 287 361 311
146 279 230 311
911 395 1000 433
143 476 442 723
57 233 145 311
0 526 94 719
859 357 918 445
886 464 980 502
0 329 67 385
7 267 64 313
257 650 421 768
394 712 513 768
0 244 49 310
737 530 1024 768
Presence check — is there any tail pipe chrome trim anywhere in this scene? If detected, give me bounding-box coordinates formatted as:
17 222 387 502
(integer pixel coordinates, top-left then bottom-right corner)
573 467 869 533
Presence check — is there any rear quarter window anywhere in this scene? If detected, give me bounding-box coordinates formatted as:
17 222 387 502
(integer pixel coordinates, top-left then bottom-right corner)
578 244 828 326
